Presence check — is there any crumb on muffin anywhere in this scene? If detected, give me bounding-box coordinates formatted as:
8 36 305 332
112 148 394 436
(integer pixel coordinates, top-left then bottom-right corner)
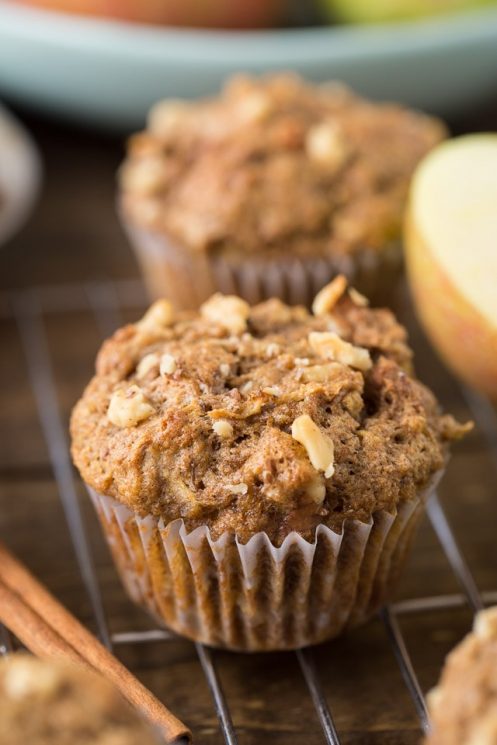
71 277 469 545
0 654 158 745
119 74 446 259
425 607 497 745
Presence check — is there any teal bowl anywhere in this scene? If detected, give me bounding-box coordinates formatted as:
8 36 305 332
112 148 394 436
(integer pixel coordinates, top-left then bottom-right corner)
0 2 496 130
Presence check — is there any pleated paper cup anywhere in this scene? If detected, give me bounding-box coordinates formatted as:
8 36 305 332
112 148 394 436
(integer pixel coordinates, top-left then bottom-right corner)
88 473 440 652
122 217 401 310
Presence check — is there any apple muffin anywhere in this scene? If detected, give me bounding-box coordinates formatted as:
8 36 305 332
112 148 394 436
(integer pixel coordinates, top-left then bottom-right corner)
425 607 497 745
0 654 158 745
119 73 446 309
71 277 468 650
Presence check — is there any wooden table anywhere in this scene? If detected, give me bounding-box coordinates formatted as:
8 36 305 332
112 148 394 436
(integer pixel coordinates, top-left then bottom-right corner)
1 101 497 744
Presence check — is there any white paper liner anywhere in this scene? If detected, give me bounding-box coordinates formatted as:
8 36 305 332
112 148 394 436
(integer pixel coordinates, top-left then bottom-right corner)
122 217 401 310
88 474 439 651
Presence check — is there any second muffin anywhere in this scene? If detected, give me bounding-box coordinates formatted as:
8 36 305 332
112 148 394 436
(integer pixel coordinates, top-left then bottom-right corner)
71 278 468 650
119 74 446 308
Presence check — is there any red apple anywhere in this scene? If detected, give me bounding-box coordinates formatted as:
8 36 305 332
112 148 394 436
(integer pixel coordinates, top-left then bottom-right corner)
16 0 285 28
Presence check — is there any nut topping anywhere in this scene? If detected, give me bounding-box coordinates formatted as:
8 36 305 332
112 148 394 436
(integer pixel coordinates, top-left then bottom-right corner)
200 293 250 335
291 414 335 479
160 353 177 376
138 300 174 331
136 353 160 379
108 386 155 427
312 275 347 316
212 420 234 439
309 331 372 372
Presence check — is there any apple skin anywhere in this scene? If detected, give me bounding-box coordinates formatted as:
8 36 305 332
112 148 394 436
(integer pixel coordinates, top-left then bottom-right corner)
405 209 497 400
16 0 285 28
321 0 494 24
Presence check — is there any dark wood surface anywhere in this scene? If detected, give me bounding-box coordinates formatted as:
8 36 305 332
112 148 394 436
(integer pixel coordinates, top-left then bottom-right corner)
1 99 497 744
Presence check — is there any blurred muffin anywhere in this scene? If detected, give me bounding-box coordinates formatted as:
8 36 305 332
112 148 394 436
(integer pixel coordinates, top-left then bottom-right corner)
119 74 446 309
0 653 158 745
425 607 497 745
17 0 285 29
71 278 468 650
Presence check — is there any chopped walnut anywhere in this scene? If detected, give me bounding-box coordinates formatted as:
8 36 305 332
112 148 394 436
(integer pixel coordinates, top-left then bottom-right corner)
266 342 280 358
309 331 372 372
120 158 167 196
4 658 60 700
349 287 369 307
108 386 155 427
228 483 248 495
200 293 250 335
212 420 234 439
306 121 347 169
263 386 281 397
305 472 327 505
312 275 348 316
160 353 177 376
237 90 272 123
291 414 335 479
302 363 343 383
138 300 174 331
136 353 160 379
474 607 497 641
148 99 192 138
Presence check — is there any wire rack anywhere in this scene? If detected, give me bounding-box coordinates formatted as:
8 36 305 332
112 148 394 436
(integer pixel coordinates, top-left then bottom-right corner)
1 279 497 745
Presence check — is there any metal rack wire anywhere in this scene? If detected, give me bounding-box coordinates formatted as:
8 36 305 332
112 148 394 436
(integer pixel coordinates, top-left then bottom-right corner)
2 279 497 745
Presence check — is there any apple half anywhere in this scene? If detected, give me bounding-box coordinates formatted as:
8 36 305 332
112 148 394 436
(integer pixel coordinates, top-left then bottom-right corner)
405 134 497 399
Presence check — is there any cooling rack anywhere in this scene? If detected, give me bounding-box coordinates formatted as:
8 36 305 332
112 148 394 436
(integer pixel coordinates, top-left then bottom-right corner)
1 279 496 745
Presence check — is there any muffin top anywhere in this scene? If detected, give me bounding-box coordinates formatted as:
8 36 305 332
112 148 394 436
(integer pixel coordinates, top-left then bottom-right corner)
0 654 158 745
119 74 445 259
425 607 497 745
71 278 468 544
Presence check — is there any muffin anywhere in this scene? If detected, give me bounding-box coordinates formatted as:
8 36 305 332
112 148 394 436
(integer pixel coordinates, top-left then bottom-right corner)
71 278 468 651
425 607 497 745
0 654 159 745
119 74 446 309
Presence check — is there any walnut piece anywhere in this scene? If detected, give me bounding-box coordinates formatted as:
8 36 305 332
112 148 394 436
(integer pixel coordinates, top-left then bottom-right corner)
349 287 369 307
291 414 335 479
473 607 497 641
228 483 248 495
200 293 250 335
309 331 372 372
138 299 174 331
4 658 60 700
266 342 280 358
302 363 343 383
212 420 234 439
148 99 192 138
108 385 155 427
312 275 347 316
120 158 167 196
136 353 159 379
306 121 347 169
237 90 272 123
160 353 177 376
263 386 281 397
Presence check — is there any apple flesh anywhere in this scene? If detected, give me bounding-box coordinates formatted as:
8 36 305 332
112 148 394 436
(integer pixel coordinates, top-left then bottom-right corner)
320 0 494 23
405 134 497 399
16 0 285 28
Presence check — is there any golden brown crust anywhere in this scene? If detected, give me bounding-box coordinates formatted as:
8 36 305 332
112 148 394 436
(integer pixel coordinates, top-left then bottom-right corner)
0 654 157 745
71 282 467 544
119 74 446 259
425 607 497 745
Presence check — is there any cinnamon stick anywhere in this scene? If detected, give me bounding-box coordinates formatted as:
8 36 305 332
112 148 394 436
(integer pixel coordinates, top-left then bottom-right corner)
0 542 191 744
